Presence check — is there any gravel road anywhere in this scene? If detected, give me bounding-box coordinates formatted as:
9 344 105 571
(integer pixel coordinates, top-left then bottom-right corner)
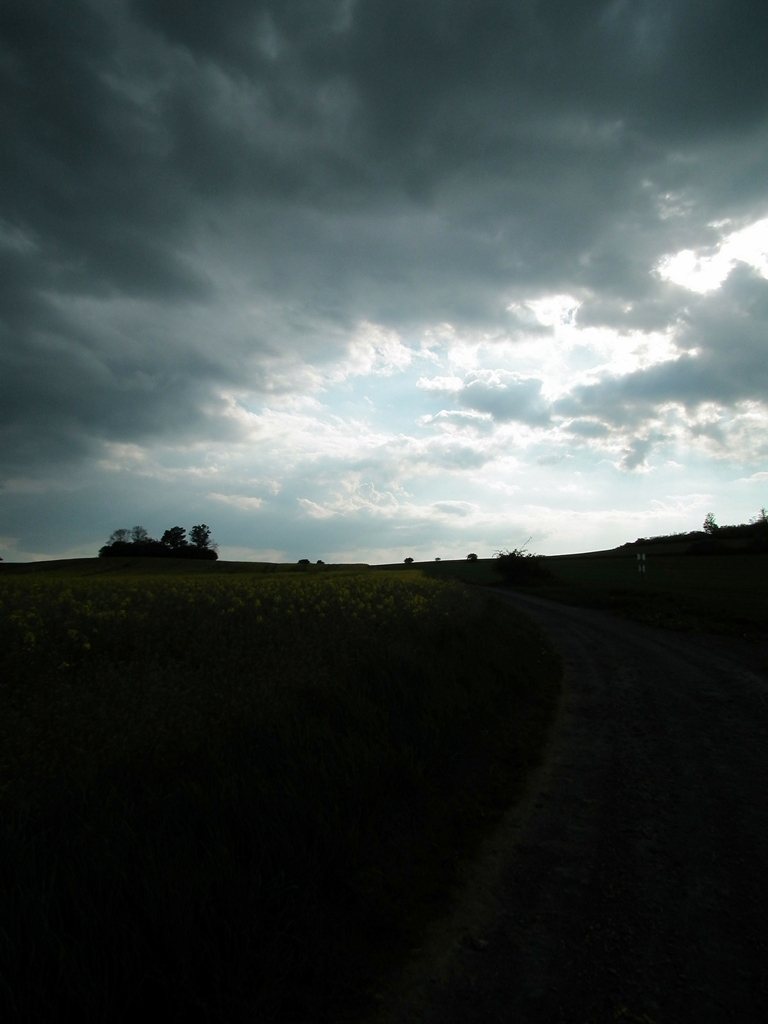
370 591 768 1024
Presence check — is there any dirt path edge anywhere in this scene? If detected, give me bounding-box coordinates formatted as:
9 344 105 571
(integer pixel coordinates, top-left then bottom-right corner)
360 592 571 1024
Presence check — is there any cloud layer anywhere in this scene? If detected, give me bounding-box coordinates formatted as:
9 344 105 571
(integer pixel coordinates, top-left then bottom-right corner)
1 1 768 560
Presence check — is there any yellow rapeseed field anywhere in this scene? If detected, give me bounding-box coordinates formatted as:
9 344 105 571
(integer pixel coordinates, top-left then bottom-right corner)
0 569 470 794
0 563 562 1021
1 569 455 668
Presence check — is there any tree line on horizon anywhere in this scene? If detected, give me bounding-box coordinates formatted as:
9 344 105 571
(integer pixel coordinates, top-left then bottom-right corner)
630 508 768 553
99 525 218 561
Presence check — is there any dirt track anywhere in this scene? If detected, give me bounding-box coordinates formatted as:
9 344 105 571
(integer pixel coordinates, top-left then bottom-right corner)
369 591 768 1024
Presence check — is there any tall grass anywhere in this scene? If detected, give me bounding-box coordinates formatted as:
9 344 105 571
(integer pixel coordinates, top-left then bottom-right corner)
391 551 768 636
0 568 560 1023
529 552 768 634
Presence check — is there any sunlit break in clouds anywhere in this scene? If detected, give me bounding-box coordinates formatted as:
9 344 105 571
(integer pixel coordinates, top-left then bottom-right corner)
657 217 768 293
1 1 768 562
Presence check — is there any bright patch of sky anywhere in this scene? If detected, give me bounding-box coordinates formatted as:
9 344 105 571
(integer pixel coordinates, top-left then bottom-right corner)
657 217 768 293
430 296 682 401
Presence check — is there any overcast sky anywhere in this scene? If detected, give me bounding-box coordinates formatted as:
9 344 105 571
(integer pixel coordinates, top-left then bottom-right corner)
2 0 768 562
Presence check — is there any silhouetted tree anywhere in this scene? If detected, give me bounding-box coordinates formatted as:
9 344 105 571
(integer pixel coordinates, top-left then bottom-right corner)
404 557 414 564
748 508 768 552
703 512 718 534
190 524 212 550
161 527 187 551
467 553 478 561
100 524 217 560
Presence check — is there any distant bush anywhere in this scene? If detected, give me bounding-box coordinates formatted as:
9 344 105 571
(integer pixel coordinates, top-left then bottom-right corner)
467 553 478 561
493 548 552 585
297 558 310 565
404 557 414 564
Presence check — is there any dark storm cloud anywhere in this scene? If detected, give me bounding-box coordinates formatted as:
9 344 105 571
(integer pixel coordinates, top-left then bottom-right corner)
457 374 550 426
619 436 653 471
2 0 768 479
565 419 610 439
419 371 550 426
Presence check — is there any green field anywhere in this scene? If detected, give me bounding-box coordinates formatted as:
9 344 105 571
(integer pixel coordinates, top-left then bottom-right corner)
539 551 768 634
377 557 501 586
0 555 370 577
0 559 561 1023
393 550 768 636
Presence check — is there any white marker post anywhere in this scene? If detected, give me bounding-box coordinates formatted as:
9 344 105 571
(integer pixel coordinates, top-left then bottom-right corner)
637 551 646 579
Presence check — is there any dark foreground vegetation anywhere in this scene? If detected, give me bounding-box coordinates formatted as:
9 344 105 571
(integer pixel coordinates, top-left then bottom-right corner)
535 510 768 635
491 548 553 585
386 510 768 638
527 552 768 638
0 562 561 1023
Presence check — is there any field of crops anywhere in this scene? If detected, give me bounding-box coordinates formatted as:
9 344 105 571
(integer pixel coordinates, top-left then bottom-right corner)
0 570 453 794
0 564 561 1023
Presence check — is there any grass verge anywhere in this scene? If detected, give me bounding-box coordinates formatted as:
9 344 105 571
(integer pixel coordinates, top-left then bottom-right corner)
0 565 561 1023
514 552 768 637
391 553 768 638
